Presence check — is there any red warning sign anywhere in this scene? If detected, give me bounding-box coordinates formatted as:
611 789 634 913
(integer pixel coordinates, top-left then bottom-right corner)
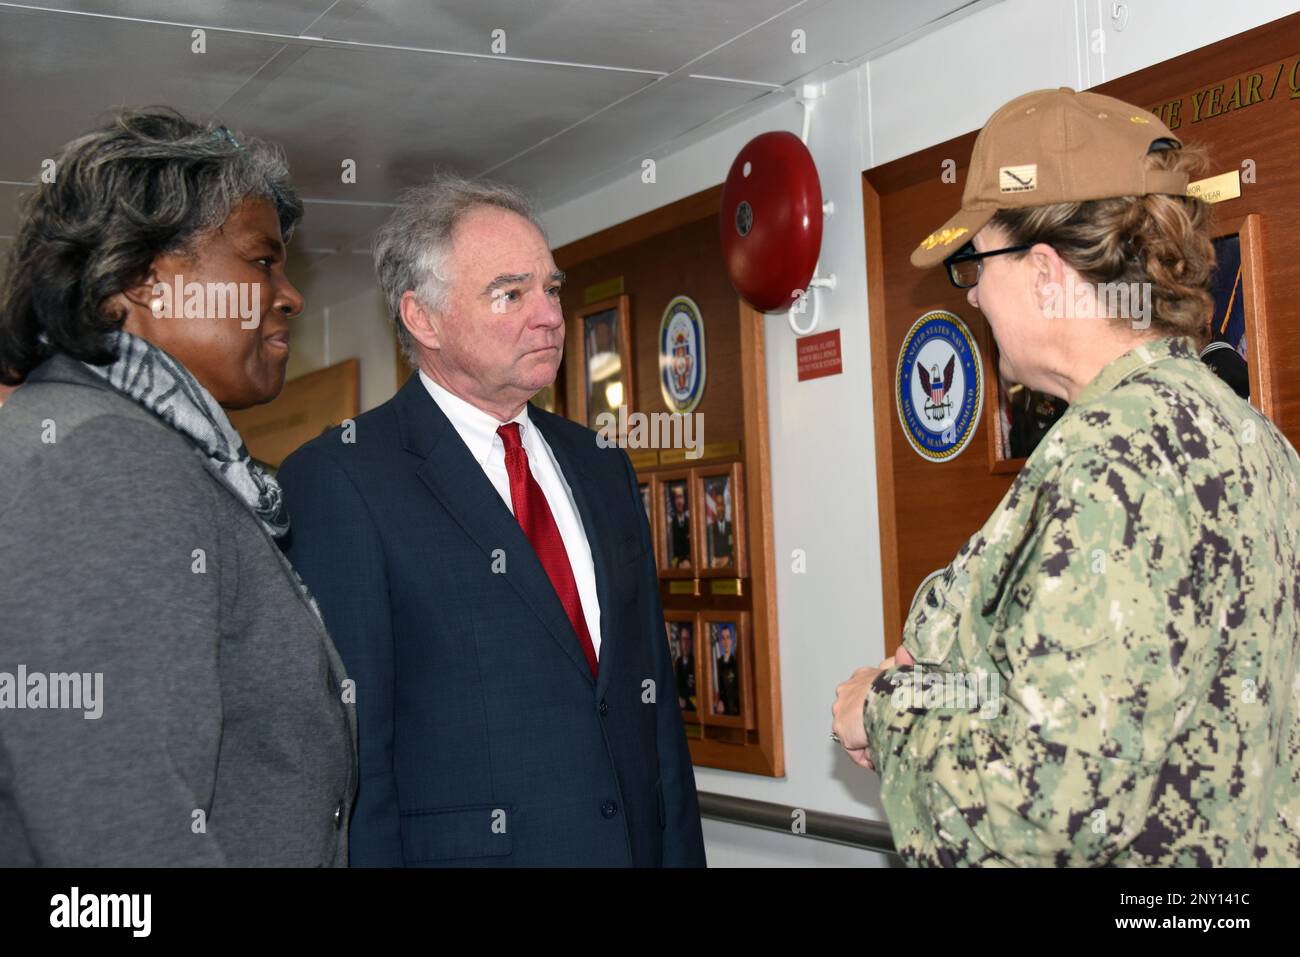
796 329 843 381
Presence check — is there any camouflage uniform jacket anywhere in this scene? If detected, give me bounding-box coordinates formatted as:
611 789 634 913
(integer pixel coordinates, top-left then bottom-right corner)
864 335 1300 866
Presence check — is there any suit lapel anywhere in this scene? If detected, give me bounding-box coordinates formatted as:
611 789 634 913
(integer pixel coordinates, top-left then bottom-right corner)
529 408 621 697
395 377 594 684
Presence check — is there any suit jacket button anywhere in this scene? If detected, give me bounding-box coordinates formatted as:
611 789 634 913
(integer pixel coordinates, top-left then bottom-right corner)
598 700 610 716
601 800 618 819
334 801 344 828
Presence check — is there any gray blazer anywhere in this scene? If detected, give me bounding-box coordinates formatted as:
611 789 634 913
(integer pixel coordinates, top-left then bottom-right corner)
0 355 357 866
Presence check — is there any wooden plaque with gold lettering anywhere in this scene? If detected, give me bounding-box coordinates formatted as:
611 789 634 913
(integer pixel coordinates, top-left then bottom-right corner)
863 14 1300 654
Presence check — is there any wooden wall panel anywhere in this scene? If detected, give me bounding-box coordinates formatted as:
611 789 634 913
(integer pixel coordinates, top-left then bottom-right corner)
228 358 359 469
560 213 745 450
864 13 1300 651
555 187 784 776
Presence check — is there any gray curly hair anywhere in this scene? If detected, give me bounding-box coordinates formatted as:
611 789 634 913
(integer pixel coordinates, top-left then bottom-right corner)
0 106 302 383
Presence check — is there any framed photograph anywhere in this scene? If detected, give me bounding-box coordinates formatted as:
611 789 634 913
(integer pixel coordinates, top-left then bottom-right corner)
701 611 751 729
664 611 701 723
1199 213 1270 416
637 472 658 568
692 461 746 577
980 322 1025 474
657 468 696 577
638 478 653 526
998 380 1068 461
569 294 632 431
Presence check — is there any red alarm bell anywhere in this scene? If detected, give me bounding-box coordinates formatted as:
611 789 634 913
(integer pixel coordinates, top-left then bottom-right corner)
719 131 823 313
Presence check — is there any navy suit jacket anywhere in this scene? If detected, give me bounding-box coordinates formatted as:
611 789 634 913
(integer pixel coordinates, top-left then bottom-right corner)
278 374 706 867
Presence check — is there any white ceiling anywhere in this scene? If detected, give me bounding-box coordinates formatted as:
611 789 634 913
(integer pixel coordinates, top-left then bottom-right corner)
0 0 987 307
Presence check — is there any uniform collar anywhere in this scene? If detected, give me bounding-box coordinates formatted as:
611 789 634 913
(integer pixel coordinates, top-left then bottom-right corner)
418 370 528 468
1071 335 1197 407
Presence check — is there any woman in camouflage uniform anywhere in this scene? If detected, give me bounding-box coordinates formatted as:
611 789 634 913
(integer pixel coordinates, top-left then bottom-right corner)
832 87 1300 867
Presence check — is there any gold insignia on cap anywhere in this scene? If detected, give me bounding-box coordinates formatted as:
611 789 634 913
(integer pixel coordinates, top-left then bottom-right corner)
919 227 969 250
1129 115 1151 124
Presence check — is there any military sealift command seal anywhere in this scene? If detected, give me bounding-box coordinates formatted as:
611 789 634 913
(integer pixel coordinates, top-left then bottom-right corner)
895 310 983 462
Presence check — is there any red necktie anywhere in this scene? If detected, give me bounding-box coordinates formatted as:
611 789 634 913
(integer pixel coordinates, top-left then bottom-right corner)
497 422 598 677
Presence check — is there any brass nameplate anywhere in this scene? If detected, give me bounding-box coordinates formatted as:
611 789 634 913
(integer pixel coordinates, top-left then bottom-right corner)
1187 170 1241 204
584 277 625 304
668 580 699 595
702 441 741 460
709 579 744 596
657 441 741 466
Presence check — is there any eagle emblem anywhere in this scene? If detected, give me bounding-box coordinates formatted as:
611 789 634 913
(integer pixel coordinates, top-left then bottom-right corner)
895 310 983 462
916 353 956 422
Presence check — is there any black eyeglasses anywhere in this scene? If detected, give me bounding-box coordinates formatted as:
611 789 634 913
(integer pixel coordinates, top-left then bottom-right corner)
942 241 1033 288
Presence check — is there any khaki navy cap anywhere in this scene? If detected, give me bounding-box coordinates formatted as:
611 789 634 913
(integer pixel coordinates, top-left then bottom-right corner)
910 87 1189 269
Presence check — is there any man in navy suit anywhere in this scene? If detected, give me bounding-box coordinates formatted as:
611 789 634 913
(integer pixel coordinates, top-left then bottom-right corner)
278 173 705 867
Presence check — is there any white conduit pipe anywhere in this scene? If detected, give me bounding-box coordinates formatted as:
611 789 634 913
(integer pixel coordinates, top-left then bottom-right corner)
787 86 836 336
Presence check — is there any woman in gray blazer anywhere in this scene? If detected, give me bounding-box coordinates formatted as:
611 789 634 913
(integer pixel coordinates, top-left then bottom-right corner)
0 108 357 865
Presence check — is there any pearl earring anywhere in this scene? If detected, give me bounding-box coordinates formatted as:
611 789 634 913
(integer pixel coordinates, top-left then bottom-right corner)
150 298 166 317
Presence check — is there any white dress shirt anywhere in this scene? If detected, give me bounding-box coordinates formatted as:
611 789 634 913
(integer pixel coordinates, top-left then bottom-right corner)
420 371 602 656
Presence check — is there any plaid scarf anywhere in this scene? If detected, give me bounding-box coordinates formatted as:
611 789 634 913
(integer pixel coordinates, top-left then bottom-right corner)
81 330 289 539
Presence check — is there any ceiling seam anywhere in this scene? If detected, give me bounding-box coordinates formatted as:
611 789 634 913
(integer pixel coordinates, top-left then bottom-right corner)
0 3 667 77
475 0 813 178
